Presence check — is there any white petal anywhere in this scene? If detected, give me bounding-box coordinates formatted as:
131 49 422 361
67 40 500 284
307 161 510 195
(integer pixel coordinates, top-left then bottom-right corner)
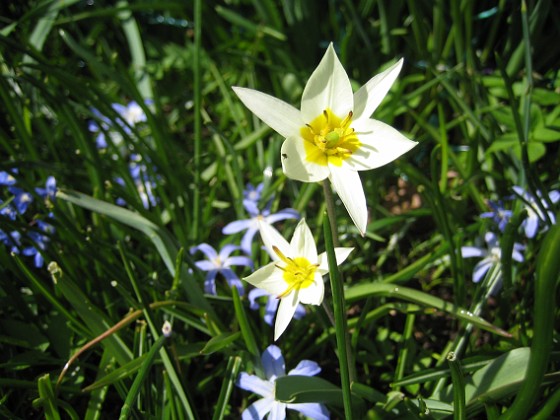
257 218 291 261
232 87 302 139
298 275 324 305
328 166 367 235
281 136 330 182
349 119 417 170
274 291 299 340
290 219 317 262
243 264 287 296
353 59 403 121
317 247 354 272
301 43 353 122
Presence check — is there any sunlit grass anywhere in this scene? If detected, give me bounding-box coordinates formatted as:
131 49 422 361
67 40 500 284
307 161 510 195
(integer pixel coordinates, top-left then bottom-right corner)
1 1 559 418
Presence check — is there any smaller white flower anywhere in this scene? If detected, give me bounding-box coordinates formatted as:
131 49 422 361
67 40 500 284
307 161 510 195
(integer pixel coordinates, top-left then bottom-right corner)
243 218 353 340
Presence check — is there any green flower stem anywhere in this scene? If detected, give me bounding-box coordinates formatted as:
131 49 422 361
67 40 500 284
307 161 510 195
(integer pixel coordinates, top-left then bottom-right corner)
322 181 340 247
322 181 357 381
191 0 202 241
323 207 354 419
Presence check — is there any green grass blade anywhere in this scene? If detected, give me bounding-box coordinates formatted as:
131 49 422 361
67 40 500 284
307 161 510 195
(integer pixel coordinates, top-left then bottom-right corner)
56 189 215 317
119 334 167 419
447 352 466 420
231 286 260 357
37 374 61 420
501 219 560 419
212 355 242 420
345 283 511 338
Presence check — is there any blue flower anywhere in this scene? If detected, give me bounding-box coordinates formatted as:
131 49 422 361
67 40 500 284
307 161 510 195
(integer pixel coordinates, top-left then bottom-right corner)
0 229 21 254
236 344 329 420
7 187 34 215
190 243 253 295
128 154 158 209
35 176 57 203
513 186 559 238
0 200 18 220
248 288 306 326
0 171 17 186
480 200 512 232
242 182 264 214
88 100 150 150
461 232 524 283
223 184 299 255
21 220 54 268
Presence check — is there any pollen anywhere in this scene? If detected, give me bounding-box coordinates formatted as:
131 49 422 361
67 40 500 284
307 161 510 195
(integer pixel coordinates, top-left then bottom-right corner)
272 246 318 297
300 108 361 166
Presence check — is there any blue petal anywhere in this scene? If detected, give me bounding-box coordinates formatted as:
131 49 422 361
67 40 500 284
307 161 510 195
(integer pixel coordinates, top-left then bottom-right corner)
266 208 300 224
248 288 269 310
262 345 285 381
226 255 254 268
223 219 252 234
241 397 276 420
287 402 329 420
288 360 321 376
236 372 273 397
473 260 493 283
268 400 287 420
219 244 241 260
190 243 217 259
461 246 485 258
241 227 259 256
523 215 539 238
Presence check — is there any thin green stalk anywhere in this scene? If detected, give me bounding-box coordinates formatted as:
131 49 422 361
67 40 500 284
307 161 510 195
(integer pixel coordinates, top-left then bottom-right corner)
322 181 339 247
119 334 167 419
393 313 416 391
322 212 353 420
212 356 242 420
447 352 466 420
191 0 202 241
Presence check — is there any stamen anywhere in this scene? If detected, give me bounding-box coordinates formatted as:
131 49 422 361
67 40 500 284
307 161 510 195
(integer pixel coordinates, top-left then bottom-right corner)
278 283 298 298
272 246 292 265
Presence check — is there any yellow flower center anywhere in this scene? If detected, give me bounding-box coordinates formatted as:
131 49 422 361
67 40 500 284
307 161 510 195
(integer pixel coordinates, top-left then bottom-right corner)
300 109 361 166
273 246 318 297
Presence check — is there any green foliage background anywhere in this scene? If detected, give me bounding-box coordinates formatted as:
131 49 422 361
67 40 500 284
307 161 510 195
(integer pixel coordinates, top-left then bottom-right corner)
1 0 559 418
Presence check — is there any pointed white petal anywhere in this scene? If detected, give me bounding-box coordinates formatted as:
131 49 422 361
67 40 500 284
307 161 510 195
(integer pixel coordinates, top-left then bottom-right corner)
243 263 287 296
329 167 367 235
317 247 354 272
257 218 291 261
300 43 353 122
349 119 417 170
290 219 318 262
232 87 302 138
298 275 324 305
281 136 329 182
353 58 404 121
274 292 299 340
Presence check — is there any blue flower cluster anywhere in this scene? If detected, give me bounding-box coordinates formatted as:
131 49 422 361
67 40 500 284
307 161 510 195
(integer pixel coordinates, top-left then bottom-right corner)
88 101 158 209
190 182 303 325
462 185 558 287
0 171 57 268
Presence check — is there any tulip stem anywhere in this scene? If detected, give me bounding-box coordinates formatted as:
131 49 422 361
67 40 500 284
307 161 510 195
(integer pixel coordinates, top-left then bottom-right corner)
322 180 356 419
322 181 340 247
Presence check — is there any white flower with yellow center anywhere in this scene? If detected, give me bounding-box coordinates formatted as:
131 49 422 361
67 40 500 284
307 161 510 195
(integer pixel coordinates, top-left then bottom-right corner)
243 218 353 340
233 43 417 235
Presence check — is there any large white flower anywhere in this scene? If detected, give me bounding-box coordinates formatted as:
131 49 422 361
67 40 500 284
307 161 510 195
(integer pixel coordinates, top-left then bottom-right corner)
233 43 417 235
243 218 353 340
